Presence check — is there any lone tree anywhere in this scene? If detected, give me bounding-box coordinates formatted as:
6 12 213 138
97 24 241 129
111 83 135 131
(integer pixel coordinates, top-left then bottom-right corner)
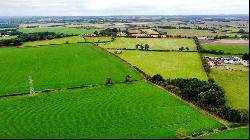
185 47 189 51
140 45 144 50
105 78 113 85
179 47 185 51
151 74 164 82
176 128 187 139
125 75 132 82
66 41 69 44
145 44 149 51
136 44 141 50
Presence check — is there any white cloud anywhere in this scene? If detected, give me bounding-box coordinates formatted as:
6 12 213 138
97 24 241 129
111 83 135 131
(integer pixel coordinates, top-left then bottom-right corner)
0 0 248 16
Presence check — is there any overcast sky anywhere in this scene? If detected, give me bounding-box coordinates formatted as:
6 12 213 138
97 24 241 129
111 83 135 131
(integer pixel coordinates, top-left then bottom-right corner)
0 0 249 16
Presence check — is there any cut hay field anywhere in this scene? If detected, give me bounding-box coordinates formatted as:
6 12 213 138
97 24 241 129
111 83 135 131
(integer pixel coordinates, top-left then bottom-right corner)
201 128 249 139
18 28 99 35
0 44 141 96
114 51 208 81
101 38 196 51
21 36 86 47
211 69 249 110
0 81 222 139
202 44 249 54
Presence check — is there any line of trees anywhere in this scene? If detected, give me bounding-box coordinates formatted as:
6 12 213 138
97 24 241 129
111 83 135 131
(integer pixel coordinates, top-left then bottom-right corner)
94 28 120 36
135 44 150 51
149 75 249 124
0 32 71 46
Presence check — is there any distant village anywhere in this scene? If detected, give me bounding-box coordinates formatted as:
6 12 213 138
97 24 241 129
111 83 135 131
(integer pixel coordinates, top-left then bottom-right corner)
203 56 249 68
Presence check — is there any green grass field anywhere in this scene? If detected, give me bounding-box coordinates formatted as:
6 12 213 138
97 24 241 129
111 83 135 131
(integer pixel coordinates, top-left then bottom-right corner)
0 44 141 96
0 81 222 139
156 29 232 37
84 37 113 42
115 51 208 80
21 36 86 47
0 36 17 40
211 69 249 110
101 38 196 51
202 44 249 54
201 128 249 139
18 28 99 35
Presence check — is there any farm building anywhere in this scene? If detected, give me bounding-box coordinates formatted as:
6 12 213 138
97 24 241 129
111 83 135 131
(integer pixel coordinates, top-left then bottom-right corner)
204 56 248 67
82 34 97 37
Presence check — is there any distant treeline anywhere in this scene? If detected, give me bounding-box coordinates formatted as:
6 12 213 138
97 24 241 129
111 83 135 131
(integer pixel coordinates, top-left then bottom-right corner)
156 26 217 31
0 32 72 46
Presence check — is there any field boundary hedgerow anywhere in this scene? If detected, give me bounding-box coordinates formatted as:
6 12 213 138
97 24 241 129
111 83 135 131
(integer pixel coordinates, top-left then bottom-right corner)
0 79 144 99
93 43 230 126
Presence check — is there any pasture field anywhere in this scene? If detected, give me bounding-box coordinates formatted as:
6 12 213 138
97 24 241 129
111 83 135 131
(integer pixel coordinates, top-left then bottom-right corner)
0 81 222 139
21 36 86 46
0 44 141 96
18 27 99 35
156 29 231 37
202 44 249 54
141 29 159 34
84 37 113 42
101 38 196 51
0 36 17 40
114 51 208 80
201 128 249 139
211 69 249 110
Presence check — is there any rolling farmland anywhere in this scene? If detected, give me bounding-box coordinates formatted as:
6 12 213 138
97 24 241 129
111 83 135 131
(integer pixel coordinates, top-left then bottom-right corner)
21 36 86 46
0 44 141 96
101 38 196 51
18 28 99 35
0 81 222 139
114 51 208 80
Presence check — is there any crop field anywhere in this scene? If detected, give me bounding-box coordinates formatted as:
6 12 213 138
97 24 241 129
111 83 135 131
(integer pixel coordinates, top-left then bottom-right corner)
0 44 141 96
0 81 222 139
211 69 249 110
114 51 208 80
21 36 86 46
101 38 196 51
202 44 249 54
84 37 113 42
0 36 17 40
201 128 249 139
18 27 99 35
156 29 231 37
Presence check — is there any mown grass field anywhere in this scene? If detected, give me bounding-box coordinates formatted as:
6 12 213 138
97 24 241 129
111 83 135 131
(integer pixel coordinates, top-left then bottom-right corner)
0 44 141 96
101 38 196 51
114 51 208 80
202 44 249 54
211 69 249 110
201 128 249 139
0 81 222 139
21 36 86 47
18 28 99 35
